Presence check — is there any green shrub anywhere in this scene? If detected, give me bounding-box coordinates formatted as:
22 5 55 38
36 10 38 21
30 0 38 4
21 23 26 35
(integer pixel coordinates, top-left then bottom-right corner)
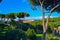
26 28 36 40
5 30 27 40
50 37 59 40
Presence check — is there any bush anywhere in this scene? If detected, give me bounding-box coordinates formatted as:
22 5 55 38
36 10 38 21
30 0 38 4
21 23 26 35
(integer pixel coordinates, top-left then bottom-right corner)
47 26 52 33
26 28 37 40
50 37 59 40
5 30 27 40
0 34 5 40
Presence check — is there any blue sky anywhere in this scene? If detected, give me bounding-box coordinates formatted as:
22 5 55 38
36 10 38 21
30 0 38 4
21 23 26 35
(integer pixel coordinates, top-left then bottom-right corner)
0 0 60 20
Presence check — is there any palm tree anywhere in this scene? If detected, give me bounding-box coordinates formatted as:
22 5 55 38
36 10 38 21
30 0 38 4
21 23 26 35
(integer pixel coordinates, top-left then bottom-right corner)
28 0 60 40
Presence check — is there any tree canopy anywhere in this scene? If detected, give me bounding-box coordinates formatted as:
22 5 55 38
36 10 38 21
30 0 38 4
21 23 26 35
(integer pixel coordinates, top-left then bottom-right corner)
29 0 60 12
17 12 30 18
0 0 2 2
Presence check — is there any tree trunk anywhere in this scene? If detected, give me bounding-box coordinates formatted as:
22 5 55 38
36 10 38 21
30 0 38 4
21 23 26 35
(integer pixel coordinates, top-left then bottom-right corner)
45 12 51 30
42 12 51 40
42 32 46 40
42 8 46 40
41 3 46 40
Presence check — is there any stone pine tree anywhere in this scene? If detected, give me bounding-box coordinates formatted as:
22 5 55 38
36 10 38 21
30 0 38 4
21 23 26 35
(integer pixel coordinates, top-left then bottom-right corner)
17 12 30 29
7 13 16 20
17 12 30 21
28 0 60 40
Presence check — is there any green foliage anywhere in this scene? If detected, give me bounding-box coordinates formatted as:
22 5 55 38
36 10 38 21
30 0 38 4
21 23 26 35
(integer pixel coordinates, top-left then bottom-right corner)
36 36 42 40
0 15 60 40
0 29 27 40
48 17 60 30
22 23 30 31
50 37 59 40
7 13 16 19
26 28 36 37
0 12 30 22
0 14 5 18
34 25 43 34
26 28 36 40
5 30 21 40
0 23 8 29
29 0 60 12
47 26 52 33
17 12 30 18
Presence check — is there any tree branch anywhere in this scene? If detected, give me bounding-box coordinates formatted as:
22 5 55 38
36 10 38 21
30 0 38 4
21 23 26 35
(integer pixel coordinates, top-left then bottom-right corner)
50 4 60 13
45 4 60 30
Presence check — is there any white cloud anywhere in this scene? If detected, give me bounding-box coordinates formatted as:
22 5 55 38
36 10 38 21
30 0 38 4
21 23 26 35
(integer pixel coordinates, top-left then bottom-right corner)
14 16 59 21
24 16 58 20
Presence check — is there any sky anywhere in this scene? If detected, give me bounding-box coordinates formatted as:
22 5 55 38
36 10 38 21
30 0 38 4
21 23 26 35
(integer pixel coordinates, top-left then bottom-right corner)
0 0 60 20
